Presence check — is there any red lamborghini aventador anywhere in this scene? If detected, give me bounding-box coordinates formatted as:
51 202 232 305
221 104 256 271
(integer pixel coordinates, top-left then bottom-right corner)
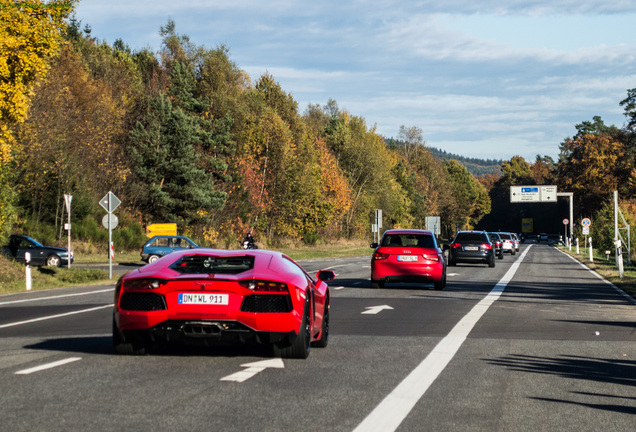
113 249 335 359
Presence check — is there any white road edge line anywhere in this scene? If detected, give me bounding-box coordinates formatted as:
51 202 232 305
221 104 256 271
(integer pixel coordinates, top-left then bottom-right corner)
16 357 82 375
0 288 114 306
0 305 113 329
353 245 533 432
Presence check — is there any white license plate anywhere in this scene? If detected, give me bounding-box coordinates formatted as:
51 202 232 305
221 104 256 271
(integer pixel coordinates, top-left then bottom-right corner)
397 255 418 262
464 246 479 251
178 293 229 305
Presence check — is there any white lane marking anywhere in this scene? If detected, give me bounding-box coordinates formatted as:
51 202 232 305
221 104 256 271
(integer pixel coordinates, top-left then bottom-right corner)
447 273 460 276
558 249 636 305
361 305 394 315
324 264 349 270
334 286 346 290
15 357 82 375
353 246 532 432
0 288 114 306
0 305 112 329
220 358 285 383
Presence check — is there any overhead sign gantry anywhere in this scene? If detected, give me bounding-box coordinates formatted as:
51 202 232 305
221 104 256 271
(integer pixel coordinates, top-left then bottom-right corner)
509 185 557 203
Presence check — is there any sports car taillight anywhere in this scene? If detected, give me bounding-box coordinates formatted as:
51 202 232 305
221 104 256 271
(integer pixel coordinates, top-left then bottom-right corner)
124 278 166 290
239 280 289 293
373 252 390 260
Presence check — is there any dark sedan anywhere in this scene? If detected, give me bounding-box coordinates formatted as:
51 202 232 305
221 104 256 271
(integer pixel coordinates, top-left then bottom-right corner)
448 231 495 267
2 234 73 267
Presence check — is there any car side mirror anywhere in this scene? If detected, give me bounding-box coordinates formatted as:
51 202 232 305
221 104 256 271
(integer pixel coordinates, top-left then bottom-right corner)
370 243 378 249
316 270 336 282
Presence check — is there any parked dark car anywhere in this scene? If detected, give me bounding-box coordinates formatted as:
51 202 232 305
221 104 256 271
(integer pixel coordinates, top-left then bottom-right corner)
2 234 73 267
487 232 505 259
141 235 199 263
448 231 495 267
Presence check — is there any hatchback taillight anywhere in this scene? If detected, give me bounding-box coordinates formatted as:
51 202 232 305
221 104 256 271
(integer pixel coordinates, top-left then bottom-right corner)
373 252 390 260
422 254 440 262
451 242 461 249
481 244 492 250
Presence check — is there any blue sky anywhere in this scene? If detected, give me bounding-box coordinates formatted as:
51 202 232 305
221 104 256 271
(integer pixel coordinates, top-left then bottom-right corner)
74 1 636 161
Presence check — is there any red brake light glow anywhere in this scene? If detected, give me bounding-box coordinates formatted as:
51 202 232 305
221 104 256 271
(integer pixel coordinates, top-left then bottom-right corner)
482 244 492 250
373 252 390 260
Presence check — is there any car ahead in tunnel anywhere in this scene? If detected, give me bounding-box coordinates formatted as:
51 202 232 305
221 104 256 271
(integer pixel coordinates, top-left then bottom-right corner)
498 232 516 256
370 229 446 290
448 230 495 267
2 234 73 267
487 232 505 260
114 248 335 358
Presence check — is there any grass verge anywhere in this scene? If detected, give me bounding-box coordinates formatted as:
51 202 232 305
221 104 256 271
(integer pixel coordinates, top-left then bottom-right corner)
0 257 109 295
557 246 636 300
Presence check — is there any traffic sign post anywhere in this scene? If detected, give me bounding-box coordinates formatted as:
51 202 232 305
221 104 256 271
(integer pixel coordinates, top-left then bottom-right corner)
100 191 121 279
581 218 591 252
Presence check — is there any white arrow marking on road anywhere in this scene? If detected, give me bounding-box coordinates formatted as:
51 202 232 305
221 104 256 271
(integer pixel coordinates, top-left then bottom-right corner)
220 358 285 383
362 305 394 315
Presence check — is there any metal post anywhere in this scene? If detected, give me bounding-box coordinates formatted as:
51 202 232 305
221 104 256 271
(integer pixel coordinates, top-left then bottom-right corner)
108 209 113 280
589 237 593 262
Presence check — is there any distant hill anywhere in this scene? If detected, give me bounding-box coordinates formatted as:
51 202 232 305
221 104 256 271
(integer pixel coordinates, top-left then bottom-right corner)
384 138 503 177
426 147 503 177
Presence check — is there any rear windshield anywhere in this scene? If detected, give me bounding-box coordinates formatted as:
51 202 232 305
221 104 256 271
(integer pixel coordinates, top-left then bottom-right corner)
499 233 512 239
455 233 488 242
169 255 255 274
381 234 436 248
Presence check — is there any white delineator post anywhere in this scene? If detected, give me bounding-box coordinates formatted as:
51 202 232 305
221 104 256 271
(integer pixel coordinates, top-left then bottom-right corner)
25 252 32 291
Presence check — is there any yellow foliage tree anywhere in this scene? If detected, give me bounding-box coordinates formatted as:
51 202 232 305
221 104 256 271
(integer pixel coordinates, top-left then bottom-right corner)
0 0 75 237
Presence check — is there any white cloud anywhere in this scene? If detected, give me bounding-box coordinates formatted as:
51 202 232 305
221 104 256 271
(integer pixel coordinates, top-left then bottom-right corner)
73 0 636 161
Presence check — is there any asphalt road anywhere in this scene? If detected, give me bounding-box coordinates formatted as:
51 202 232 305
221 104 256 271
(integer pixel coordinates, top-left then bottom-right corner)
1 244 635 431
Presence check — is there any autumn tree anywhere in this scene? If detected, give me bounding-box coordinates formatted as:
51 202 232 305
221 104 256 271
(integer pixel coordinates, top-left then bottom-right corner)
15 44 130 228
323 112 405 236
558 133 628 216
531 155 556 186
0 0 74 239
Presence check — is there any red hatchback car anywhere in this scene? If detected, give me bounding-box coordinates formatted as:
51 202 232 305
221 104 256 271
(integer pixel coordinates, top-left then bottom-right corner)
370 229 446 290
113 249 335 359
